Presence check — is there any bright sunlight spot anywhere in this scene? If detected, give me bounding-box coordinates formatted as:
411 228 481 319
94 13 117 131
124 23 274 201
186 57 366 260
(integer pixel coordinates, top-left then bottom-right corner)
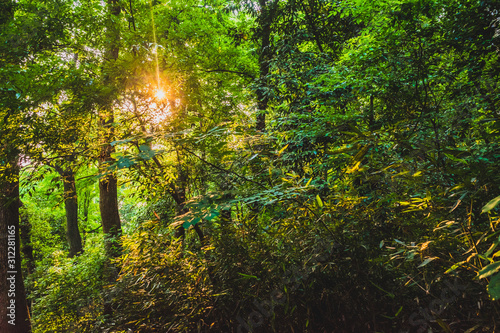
155 88 166 100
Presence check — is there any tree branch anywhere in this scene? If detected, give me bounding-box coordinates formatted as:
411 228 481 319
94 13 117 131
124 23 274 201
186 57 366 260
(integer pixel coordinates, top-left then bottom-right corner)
203 68 255 80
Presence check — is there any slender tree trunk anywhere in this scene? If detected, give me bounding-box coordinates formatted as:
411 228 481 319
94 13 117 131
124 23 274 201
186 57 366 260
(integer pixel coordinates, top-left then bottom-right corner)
99 116 123 317
99 0 122 258
61 169 83 257
81 188 90 246
0 160 31 333
52 163 84 258
100 0 123 317
173 187 187 239
82 190 90 226
99 143 122 257
172 150 188 239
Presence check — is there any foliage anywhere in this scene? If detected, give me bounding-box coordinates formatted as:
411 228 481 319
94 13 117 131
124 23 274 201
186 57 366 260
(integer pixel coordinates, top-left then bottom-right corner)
4 0 500 332
29 235 106 333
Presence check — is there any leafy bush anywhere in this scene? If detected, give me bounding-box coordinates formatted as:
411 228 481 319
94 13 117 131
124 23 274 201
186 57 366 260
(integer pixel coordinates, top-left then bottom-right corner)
30 235 106 333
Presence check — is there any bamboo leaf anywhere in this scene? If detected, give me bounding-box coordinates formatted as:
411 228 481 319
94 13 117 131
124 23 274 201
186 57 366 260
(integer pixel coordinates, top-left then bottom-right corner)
237 273 259 280
316 195 323 208
418 257 438 268
482 195 500 214
305 177 313 187
478 262 500 279
277 144 289 156
445 261 465 274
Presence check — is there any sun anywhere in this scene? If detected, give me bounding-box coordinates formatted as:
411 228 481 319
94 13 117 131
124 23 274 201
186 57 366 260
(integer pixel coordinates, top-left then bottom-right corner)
155 88 166 100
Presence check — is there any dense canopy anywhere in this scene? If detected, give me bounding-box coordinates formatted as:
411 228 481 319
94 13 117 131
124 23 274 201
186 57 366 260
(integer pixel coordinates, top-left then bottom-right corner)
1 0 500 332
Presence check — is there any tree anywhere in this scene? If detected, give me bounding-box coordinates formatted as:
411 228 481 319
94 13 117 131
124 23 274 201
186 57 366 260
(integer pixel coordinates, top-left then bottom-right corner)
0 160 32 332
0 0 32 329
53 161 83 258
99 0 123 259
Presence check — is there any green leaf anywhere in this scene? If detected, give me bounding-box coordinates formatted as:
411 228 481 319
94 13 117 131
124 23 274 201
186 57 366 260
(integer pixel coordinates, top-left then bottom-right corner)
485 238 500 258
487 273 500 300
481 195 500 214
478 262 500 279
138 145 155 160
110 138 134 146
204 210 219 221
237 273 259 280
444 153 468 165
368 280 394 298
418 257 438 268
394 239 406 246
117 156 135 168
395 305 403 317
445 261 465 274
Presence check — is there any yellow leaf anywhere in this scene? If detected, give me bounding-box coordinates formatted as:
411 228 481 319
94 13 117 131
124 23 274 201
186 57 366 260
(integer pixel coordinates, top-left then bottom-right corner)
316 195 323 208
420 241 432 251
305 177 313 187
466 253 477 263
278 144 289 156
346 161 361 174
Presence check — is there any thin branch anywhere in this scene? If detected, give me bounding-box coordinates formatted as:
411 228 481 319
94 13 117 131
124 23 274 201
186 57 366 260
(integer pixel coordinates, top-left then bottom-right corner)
182 146 266 189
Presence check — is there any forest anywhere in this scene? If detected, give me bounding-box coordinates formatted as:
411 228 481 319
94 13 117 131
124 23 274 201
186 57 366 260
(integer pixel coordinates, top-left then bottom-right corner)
1 0 500 332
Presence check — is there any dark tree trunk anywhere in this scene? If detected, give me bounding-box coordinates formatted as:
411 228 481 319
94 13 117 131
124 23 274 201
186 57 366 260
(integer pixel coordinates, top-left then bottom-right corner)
99 0 122 259
172 150 188 239
99 136 122 316
99 0 123 318
99 171 122 256
172 184 188 239
0 161 31 333
61 169 83 257
52 162 84 258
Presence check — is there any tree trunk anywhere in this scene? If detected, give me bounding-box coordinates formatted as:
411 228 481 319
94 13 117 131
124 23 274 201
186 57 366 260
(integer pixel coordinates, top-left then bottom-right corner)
81 188 90 245
99 170 122 257
61 169 83 257
172 184 188 239
99 0 122 259
100 0 123 318
0 160 32 333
